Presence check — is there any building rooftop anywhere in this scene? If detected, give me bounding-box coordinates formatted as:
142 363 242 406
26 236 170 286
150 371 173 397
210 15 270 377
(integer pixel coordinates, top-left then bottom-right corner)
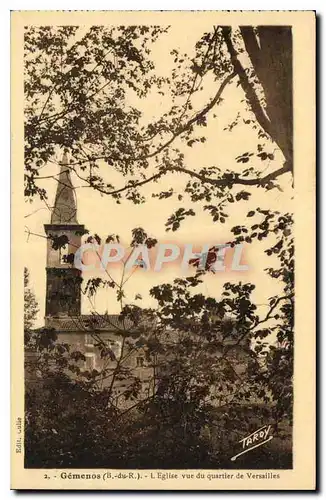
45 314 147 333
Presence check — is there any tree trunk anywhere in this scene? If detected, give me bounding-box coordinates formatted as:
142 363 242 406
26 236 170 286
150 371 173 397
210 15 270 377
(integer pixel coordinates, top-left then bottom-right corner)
222 26 293 172
240 26 293 169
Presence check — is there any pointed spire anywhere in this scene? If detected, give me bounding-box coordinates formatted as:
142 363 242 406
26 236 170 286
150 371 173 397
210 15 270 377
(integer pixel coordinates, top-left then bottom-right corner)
51 150 78 224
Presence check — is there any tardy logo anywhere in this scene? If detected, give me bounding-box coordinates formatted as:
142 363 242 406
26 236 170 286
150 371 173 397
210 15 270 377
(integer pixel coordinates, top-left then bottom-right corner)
231 425 273 461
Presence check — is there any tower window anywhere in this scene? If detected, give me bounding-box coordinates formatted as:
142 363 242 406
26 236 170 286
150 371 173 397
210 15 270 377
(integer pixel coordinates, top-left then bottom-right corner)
108 340 122 359
59 245 69 264
84 352 95 371
85 334 94 347
136 356 145 367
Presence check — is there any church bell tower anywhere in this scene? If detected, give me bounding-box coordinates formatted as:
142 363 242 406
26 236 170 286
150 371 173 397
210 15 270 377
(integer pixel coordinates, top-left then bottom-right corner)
44 151 84 320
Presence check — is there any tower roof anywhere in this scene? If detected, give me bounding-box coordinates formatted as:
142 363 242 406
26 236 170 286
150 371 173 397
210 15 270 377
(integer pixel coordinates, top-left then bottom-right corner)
51 151 79 224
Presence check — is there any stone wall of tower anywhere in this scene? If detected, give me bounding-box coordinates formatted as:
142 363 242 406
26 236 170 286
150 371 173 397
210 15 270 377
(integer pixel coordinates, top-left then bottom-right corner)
44 225 83 268
44 224 84 318
45 267 82 317
44 152 84 319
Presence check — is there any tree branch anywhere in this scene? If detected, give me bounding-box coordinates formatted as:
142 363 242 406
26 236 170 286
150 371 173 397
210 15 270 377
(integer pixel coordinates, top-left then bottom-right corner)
55 70 236 169
170 162 291 188
65 160 291 199
251 294 293 330
137 71 236 161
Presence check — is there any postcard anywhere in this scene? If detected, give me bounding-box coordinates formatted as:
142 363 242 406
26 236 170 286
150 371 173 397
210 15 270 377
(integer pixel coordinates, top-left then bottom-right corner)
11 10 316 490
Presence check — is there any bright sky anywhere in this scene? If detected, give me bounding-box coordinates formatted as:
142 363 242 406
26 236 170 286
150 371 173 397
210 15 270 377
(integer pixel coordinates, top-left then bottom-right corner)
24 25 293 327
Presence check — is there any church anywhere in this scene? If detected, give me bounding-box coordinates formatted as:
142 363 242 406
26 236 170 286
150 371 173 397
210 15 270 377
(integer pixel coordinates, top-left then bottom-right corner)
39 152 154 403
26 151 251 407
